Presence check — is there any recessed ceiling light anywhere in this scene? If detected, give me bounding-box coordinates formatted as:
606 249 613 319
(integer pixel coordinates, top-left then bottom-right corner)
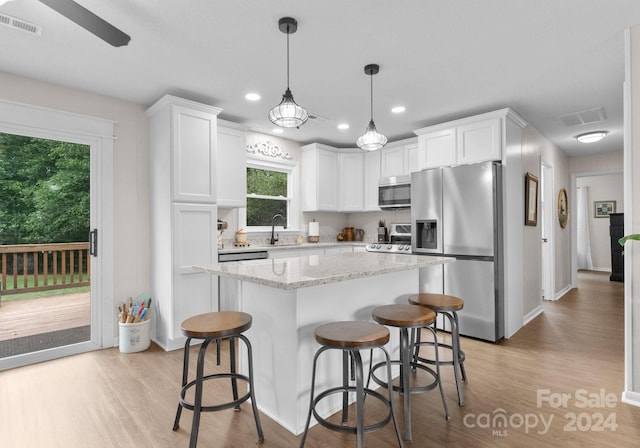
245 93 261 101
337 123 349 130
272 128 283 134
576 131 608 143
391 106 406 114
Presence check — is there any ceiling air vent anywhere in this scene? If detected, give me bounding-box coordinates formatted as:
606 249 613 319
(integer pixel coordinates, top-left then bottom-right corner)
0 13 43 36
555 107 606 127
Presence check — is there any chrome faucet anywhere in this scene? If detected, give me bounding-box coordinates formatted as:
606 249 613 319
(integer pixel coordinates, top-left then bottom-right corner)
270 214 287 245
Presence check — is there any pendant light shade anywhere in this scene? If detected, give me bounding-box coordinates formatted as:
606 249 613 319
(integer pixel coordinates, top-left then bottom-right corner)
357 64 387 151
269 17 308 128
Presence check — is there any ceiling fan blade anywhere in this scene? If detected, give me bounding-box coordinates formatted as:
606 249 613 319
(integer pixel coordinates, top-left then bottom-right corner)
39 0 130 47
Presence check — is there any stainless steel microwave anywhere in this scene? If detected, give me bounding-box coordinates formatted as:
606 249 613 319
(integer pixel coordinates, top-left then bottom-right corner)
378 175 411 209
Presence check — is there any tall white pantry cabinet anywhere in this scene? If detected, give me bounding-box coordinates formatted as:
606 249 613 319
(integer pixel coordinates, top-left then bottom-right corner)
146 95 220 351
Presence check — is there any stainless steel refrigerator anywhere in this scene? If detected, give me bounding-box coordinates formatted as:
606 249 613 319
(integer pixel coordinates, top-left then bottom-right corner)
411 161 504 342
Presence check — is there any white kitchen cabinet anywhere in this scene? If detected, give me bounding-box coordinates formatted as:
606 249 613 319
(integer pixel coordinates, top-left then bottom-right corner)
301 144 339 211
171 203 218 340
338 152 364 212
269 249 300 259
380 138 419 177
147 95 220 203
146 95 221 351
419 128 456 169
456 118 501 165
217 120 246 208
380 144 406 177
324 246 353 254
414 109 517 168
363 150 381 211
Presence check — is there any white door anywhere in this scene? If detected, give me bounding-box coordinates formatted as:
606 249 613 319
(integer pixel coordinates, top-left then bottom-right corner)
541 162 555 301
0 100 113 370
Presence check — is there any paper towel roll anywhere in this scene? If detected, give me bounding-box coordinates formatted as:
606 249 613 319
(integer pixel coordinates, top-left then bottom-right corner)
308 221 320 237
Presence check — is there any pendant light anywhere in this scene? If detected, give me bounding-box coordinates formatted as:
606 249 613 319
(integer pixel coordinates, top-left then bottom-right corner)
357 64 387 151
269 17 308 128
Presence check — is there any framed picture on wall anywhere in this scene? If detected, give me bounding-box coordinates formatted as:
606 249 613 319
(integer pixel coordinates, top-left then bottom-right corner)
594 200 616 218
524 172 539 226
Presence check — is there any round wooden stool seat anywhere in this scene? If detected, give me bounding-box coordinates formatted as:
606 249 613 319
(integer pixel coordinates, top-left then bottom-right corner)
181 311 252 339
372 304 436 328
408 293 464 312
315 321 390 349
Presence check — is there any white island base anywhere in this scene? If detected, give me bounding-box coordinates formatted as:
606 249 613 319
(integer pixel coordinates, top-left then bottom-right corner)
231 269 413 434
196 252 453 435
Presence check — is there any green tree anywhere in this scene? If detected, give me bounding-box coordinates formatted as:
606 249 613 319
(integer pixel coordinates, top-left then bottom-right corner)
0 133 89 244
246 167 288 226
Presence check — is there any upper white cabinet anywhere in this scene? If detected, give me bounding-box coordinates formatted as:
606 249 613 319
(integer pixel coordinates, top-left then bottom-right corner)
414 108 524 169
363 150 381 211
338 152 364 211
380 144 406 177
380 137 419 177
457 118 501 165
217 120 247 208
419 128 456 169
147 95 221 204
301 143 339 211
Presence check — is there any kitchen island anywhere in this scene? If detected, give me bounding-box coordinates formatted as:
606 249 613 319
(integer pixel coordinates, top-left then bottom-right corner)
194 251 453 435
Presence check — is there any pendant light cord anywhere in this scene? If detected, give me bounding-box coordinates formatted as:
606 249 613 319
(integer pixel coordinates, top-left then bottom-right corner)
286 24 290 89
370 72 374 121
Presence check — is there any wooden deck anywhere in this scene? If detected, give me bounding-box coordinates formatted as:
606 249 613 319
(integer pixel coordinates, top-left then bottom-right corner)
0 292 90 342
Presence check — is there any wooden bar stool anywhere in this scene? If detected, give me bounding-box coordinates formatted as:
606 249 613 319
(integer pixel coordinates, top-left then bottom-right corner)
408 293 466 406
173 311 264 448
371 304 449 442
299 321 403 448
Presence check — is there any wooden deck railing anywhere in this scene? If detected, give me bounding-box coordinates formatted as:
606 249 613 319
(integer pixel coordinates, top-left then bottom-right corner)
0 242 90 295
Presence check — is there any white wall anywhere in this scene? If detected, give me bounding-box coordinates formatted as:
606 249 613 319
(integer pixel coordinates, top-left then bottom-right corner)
576 173 624 271
0 70 150 339
521 125 570 314
624 25 640 403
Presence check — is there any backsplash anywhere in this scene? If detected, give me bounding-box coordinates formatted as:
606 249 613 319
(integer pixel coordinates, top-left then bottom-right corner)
217 207 411 248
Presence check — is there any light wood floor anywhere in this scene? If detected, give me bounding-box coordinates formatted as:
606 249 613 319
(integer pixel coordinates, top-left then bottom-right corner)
2 271 639 447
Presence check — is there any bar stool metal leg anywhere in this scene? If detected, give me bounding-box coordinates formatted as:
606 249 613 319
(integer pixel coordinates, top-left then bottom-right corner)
190 338 214 448
239 333 264 442
173 337 192 431
399 327 412 442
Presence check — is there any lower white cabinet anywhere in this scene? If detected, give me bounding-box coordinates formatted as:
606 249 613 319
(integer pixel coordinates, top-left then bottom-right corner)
324 246 353 254
151 203 218 351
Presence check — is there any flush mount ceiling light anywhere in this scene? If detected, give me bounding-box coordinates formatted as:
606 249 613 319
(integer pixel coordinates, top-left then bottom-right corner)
576 131 608 143
357 64 387 151
268 17 308 128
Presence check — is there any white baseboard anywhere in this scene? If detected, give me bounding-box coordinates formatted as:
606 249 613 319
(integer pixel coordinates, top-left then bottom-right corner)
523 305 544 326
622 390 640 407
554 284 573 301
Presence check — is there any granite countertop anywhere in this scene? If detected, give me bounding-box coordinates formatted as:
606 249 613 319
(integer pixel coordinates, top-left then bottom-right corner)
218 241 366 254
194 252 454 290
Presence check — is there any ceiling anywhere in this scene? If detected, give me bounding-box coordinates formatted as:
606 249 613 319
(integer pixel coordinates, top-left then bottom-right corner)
1 0 638 157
